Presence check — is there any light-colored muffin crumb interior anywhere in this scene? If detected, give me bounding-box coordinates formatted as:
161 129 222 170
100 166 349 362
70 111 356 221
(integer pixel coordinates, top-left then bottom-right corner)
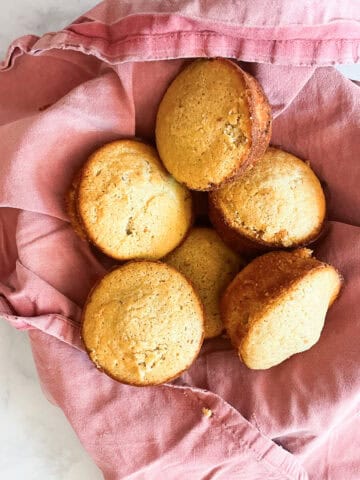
166 228 242 338
156 59 252 189
82 262 204 385
214 148 326 246
241 267 341 369
223 249 316 345
78 141 192 260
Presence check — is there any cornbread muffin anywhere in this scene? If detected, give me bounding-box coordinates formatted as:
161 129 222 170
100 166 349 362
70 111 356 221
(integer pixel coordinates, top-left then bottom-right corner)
166 228 243 339
82 261 204 386
77 140 193 260
222 249 342 369
65 170 87 240
210 147 326 255
156 58 271 191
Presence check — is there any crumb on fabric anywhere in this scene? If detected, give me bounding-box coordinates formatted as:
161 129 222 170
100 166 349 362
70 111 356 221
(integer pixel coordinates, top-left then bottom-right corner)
202 407 213 418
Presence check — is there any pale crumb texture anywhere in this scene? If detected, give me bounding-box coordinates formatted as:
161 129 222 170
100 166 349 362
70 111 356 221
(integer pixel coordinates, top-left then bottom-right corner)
156 59 253 190
212 147 326 247
65 170 87 240
222 249 342 369
166 228 243 338
77 140 192 260
202 407 213 418
82 261 204 386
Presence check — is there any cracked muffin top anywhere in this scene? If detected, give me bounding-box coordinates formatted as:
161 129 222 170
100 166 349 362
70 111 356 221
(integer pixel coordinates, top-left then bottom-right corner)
82 261 204 386
77 139 193 260
210 147 326 252
155 58 271 191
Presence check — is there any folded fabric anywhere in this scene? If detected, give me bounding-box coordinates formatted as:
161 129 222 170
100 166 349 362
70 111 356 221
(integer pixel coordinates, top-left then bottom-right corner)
0 1 359 478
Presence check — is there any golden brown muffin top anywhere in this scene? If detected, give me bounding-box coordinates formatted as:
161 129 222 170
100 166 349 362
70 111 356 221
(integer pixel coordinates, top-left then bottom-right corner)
166 227 243 339
82 261 204 386
156 58 271 191
77 140 192 260
211 147 326 248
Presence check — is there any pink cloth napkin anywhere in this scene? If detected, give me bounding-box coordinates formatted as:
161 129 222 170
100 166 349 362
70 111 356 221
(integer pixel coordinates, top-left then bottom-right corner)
1 1 359 478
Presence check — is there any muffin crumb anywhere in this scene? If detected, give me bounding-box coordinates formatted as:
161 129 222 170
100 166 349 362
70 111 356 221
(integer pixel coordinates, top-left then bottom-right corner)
202 407 213 418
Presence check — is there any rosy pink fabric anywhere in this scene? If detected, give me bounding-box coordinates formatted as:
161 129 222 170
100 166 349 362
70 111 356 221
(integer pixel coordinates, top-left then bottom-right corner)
1 1 360 478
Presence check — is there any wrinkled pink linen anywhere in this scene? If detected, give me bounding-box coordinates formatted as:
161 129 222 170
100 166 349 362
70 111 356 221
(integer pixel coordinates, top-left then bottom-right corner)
0 1 360 478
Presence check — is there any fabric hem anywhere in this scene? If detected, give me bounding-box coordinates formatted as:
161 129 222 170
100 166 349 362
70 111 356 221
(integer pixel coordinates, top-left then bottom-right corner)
1 27 359 72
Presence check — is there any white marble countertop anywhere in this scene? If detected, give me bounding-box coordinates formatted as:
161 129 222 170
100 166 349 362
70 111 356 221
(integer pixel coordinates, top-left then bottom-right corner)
0 2 359 479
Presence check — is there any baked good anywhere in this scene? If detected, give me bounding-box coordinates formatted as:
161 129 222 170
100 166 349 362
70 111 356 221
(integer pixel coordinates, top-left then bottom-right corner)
77 140 193 260
65 170 87 240
82 261 204 386
221 249 342 369
155 58 271 191
165 228 243 338
209 147 326 255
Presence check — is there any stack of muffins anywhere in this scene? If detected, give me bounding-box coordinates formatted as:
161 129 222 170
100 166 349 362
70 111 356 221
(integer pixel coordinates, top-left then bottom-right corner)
67 59 342 385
